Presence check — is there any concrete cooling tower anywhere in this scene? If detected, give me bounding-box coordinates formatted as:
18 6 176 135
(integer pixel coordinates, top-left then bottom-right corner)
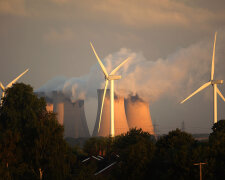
93 89 129 137
37 91 90 138
52 91 65 126
125 95 155 135
63 99 90 138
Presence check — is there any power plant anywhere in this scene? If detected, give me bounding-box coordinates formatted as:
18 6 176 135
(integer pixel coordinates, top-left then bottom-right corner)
63 99 90 138
36 91 90 138
37 89 155 138
52 91 64 126
125 95 155 135
93 89 129 137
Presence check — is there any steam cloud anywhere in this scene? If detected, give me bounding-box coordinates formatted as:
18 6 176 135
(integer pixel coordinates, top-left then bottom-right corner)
37 34 225 103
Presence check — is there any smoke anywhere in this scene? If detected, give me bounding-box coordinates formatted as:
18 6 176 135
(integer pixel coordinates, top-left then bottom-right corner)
116 42 211 102
36 33 225 103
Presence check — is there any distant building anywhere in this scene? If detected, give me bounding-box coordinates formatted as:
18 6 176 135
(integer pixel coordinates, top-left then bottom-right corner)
36 91 90 138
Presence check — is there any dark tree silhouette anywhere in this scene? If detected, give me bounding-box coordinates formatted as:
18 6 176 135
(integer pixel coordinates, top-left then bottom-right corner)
208 120 225 179
0 83 74 180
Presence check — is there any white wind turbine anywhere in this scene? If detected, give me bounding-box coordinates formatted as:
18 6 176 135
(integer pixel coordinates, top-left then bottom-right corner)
0 69 29 104
181 32 225 124
90 42 130 137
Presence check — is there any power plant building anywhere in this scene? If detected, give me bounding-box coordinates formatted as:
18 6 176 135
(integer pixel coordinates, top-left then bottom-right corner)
37 89 154 138
125 95 155 135
64 99 90 138
36 91 90 138
93 89 129 137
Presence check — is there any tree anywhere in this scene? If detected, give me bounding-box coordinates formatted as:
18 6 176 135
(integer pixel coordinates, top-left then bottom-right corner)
0 83 73 179
208 120 225 179
111 128 156 180
83 137 112 156
153 129 197 180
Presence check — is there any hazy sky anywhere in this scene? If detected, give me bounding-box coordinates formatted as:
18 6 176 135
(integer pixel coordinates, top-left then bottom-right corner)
1 0 225 134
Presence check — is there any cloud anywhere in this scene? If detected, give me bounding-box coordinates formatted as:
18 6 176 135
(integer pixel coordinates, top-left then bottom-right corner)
90 0 220 28
2 0 224 30
0 0 28 16
49 0 72 4
43 27 76 43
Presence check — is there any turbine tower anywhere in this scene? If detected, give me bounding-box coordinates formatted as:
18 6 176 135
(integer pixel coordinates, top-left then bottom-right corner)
0 69 29 104
181 32 225 124
90 42 130 137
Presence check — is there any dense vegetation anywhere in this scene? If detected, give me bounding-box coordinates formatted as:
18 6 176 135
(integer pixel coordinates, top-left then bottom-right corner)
0 83 225 180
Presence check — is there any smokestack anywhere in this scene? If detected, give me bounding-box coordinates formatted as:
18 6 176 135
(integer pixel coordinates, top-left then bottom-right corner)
64 99 90 138
125 95 155 135
93 89 129 137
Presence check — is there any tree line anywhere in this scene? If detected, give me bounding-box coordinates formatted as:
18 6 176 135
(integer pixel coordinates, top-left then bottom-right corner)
0 83 224 180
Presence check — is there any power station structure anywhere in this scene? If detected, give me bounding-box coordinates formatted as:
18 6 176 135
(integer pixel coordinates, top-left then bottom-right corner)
37 89 155 138
93 89 129 137
63 98 90 138
36 91 90 138
93 90 155 136
125 95 155 135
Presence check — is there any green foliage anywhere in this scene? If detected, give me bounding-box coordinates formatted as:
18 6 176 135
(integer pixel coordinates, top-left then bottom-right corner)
0 83 74 179
208 120 225 179
111 128 156 180
1 83 225 179
83 136 112 156
153 129 197 180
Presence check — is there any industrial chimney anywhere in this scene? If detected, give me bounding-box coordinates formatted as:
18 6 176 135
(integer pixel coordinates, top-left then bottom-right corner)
125 95 155 135
93 89 129 137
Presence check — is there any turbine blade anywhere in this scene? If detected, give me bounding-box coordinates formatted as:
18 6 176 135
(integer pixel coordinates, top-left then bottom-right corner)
0 82 5 91
110 57 131 75
217 87 225 102
211 32 217 80
98 80 109 132
90 42 108 77
180 81 211 104
6 69 29 88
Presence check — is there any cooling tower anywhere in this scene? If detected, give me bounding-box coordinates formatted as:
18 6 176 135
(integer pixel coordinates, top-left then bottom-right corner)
53 91 64 125
93 89 129 137
64 99 90 138
79 100 90 137
125 95 155 135
36 91 90 138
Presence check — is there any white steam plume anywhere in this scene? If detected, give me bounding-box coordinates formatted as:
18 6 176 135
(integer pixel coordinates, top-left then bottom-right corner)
36 34 225 103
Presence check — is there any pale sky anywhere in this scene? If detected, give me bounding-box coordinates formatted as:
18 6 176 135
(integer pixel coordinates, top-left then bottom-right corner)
1 0 225 134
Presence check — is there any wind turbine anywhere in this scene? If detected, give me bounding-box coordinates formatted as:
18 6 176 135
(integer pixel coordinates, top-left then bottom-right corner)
90 42 130 137
0 69 29 103
180 32 225 124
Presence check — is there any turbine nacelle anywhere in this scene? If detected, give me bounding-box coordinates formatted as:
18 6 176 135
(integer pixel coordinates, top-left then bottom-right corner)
107 75 121 80
211 80 223 84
